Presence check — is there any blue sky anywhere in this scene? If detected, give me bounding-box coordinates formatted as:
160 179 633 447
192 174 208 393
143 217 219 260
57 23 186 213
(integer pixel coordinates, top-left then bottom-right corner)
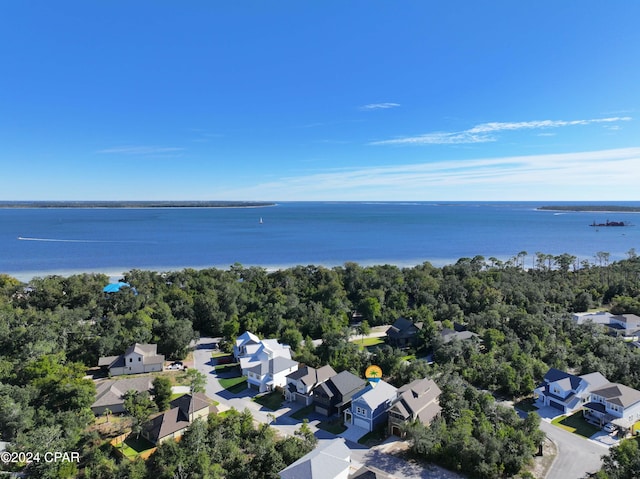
1 1 639 201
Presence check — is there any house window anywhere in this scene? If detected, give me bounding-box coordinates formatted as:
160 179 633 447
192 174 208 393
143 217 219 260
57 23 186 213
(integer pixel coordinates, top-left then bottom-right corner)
356 407 366 416
138 357 141 361
129 358 132 363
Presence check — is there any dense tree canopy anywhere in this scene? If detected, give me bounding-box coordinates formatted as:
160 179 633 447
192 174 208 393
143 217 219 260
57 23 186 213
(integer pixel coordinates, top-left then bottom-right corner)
1 251 640 477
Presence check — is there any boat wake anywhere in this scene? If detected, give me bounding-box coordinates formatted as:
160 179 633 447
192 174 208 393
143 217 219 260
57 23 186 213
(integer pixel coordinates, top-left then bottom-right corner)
17 236 151 244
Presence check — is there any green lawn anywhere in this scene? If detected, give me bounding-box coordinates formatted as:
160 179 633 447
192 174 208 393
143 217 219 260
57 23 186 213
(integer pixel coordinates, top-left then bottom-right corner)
401 354 416 361
212 351 233 359
354 336 385 349
551 412 600 438
115 436 156 459
514 397 539 413
219 376 247 393
214 363 239 373
254 391 284 411
291 405 315 421
317 418 347 435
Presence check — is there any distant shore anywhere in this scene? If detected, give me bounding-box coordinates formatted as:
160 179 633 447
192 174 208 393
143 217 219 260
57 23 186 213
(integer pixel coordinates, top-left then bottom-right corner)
538 205 640 213
0 201 276 209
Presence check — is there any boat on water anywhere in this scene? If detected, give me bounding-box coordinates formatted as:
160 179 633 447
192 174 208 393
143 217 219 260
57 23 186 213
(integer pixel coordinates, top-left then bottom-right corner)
259 217 263 224
590 220 629 227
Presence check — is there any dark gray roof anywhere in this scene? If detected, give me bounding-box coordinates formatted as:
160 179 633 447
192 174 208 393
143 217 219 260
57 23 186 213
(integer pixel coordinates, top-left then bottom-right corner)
169 393 211 417
330 370 367 396
592 383 640 408
286 364 337 385
143 407 190 444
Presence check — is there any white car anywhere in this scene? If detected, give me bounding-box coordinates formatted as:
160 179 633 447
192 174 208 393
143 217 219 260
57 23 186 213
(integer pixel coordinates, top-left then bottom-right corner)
603 423 616 433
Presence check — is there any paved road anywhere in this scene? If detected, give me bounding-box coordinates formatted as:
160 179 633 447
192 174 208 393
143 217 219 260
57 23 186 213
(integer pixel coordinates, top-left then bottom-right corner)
193 336 460 478
539 420 607 479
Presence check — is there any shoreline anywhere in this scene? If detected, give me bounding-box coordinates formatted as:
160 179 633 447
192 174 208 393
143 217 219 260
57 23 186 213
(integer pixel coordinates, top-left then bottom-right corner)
0 201 277 209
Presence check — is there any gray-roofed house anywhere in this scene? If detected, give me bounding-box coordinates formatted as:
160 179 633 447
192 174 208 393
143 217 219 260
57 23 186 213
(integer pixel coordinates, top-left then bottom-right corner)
533 368 609 414
313 370 367 416
583 382 640 435
142 393 214 445
345 380 398 432
440 328 480 344
98 343 165 376
91 376 154 416
285 365 337 405
246 356 299 393
572 312 640 340
386 317 423 348
279 438 351 479
387 378 442 437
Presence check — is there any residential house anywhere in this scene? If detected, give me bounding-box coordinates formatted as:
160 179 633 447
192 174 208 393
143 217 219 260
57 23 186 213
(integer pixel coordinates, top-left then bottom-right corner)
142 393 214 445
279 438 351 479
440 328 480 344
345 380 397 432
246 356 299 393
91 376 153 416
533 368 609 414
233 331 261 360
313 370 367 416
572 312 640 341
583 382 640 435
285 365 337 405
386 317 423 348
387 378 441 437
98 343 165 376
232 333 296 392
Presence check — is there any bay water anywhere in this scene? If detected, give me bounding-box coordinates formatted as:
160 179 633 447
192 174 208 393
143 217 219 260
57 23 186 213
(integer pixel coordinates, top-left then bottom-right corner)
1 202 639 281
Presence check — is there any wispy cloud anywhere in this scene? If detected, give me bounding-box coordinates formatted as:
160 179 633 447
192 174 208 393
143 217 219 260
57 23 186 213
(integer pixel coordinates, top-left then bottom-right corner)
371 116 632 145
96 146 185 155
359 102 400 111
217 147 640 201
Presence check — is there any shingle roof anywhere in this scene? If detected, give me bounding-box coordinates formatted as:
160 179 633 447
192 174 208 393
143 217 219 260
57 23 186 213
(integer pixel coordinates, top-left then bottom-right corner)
351 380 397 410
592 383 640 408
330 370 367 396
278 439 350 479
143 407 190 444
390 378 441 422
169 393 211 417
92 377 153 409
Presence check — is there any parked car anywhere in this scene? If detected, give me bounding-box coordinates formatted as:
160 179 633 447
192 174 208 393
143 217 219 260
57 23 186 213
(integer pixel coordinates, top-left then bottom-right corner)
603 423 616 433
166 361 184 370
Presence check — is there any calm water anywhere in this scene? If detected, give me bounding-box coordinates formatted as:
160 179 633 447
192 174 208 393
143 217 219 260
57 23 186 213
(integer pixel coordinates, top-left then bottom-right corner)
1 202 639 280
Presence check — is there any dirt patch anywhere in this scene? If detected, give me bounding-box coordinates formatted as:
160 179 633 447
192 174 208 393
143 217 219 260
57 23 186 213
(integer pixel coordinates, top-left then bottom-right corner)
525 436 557 479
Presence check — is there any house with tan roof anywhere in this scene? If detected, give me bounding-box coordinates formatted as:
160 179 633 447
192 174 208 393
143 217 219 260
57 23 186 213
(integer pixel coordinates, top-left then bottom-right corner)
142 393 214 445
91 376 153 416
285 365 337 405
98 343 165 376
387 378 441 437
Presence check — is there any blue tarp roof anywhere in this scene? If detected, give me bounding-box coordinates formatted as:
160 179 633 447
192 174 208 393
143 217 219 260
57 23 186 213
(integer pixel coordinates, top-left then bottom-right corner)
103 282 130 293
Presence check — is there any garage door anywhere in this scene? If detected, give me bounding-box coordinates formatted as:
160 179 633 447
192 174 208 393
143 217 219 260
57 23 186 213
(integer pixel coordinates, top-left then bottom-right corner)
354 418 369 430
315 406 329 416
549 400 564 411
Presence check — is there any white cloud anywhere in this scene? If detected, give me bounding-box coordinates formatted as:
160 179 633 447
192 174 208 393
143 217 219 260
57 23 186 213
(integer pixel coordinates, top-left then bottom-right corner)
96 146 185 155
371 116 632 145
359 102 401 111
216 147 640 201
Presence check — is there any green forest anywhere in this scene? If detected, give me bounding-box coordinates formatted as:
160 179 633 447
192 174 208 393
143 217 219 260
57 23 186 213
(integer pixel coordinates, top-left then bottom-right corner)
1 250 640 478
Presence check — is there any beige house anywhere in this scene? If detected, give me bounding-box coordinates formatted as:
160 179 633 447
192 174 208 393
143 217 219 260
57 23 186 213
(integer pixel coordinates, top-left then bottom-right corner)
388 378 441 437
142 393 214 445
98 343 165 376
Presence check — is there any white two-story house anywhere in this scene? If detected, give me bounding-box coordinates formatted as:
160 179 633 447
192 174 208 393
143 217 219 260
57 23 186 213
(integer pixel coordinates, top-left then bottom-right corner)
234 332 296 392
98 343 165 376
534 368 608 414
